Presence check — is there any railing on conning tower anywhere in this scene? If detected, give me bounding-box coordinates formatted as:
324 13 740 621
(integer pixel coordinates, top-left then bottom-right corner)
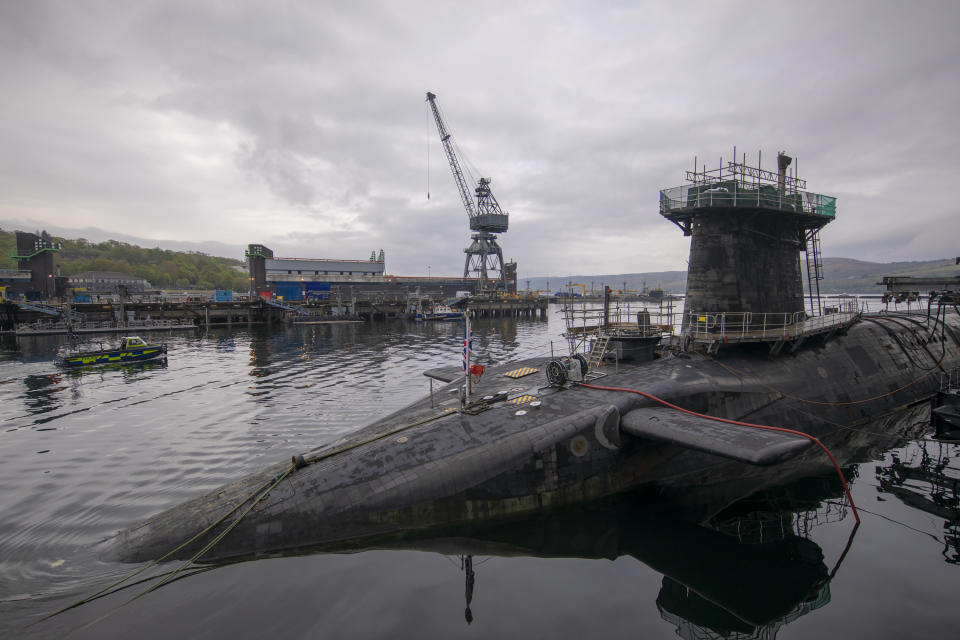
659 158 836 219
659 182 836 217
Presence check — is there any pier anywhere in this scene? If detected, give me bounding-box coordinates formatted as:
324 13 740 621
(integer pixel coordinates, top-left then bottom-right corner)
2 294 548 335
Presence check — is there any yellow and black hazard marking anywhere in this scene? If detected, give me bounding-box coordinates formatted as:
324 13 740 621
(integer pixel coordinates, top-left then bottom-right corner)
507 394 537 405
503 367 539 379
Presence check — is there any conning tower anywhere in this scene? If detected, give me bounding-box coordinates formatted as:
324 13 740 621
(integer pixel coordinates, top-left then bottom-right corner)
660 150 837 330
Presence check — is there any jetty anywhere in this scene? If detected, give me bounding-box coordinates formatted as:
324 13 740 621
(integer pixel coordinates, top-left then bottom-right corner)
1 292 548 335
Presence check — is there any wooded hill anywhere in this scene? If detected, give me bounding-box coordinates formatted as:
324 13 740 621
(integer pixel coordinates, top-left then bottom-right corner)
1 228 249 291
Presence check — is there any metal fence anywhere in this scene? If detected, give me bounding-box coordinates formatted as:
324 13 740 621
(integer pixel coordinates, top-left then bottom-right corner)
660 183 836 218
684 300 858 342
560 297 679 356
16 318 197 335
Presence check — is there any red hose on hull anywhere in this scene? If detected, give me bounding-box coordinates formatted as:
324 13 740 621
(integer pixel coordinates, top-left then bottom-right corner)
578 382 861 524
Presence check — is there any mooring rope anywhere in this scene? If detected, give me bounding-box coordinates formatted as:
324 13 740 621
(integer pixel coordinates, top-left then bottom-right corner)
35 406 461 633
33 462 296 633
303 407 457 465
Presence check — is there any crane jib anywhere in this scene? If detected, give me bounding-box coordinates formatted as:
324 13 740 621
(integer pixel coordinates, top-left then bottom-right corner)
426 92 509 233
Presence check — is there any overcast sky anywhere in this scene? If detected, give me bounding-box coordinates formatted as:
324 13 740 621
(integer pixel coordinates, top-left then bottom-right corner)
1 1 957 278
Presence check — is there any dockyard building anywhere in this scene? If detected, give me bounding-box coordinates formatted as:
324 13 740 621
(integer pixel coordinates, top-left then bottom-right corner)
68 271 152 295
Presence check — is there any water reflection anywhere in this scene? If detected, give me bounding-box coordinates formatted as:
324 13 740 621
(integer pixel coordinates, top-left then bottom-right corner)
13 360 168 421
62 358 168 378
876 438 960 564
21 373 65 414
263 486 840 638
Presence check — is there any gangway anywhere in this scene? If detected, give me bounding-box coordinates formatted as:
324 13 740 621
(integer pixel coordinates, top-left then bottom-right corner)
262 298 309 315
16 301 61 317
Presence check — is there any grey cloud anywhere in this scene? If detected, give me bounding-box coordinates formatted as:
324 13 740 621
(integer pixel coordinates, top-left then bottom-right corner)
1 0 958 279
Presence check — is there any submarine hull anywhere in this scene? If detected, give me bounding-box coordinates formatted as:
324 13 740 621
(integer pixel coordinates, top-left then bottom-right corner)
107 312 960 563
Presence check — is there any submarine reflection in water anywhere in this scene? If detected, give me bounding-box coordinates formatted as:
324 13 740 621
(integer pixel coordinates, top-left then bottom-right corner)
876 437 960 565
61 399 950 640
312 482 841 639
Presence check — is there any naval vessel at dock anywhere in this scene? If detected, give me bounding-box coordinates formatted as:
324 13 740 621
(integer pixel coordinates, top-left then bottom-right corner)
107 152 960 565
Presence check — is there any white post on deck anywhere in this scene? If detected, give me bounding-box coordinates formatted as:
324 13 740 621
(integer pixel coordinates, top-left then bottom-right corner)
463 310 472 404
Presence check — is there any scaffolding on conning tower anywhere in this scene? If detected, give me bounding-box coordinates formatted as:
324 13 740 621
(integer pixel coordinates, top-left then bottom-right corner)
660 148 837 322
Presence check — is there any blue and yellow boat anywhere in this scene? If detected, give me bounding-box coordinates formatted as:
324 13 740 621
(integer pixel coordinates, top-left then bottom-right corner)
56 336 167 368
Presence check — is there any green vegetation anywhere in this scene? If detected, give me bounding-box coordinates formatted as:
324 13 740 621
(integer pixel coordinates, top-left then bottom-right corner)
1 228 249 290
0 229 15 270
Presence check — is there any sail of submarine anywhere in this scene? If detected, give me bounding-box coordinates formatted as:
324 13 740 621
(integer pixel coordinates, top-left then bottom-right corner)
108 151 960 563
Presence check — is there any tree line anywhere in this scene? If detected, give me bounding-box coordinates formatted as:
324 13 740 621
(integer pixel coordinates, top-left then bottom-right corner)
1 229 250 291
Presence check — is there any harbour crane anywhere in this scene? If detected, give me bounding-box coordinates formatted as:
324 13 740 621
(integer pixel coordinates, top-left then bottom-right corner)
426 91 509 290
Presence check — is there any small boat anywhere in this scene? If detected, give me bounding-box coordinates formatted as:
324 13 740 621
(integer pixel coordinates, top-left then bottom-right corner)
56 336 167 367
414 303 463 322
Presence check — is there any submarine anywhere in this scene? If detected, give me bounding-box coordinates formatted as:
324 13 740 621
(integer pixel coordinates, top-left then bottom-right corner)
108 152 960 564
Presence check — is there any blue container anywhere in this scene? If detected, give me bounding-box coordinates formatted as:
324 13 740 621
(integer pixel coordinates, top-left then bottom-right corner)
275 283 303 301
304 282 331 300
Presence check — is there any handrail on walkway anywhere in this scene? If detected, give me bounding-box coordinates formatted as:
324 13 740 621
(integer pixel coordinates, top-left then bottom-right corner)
684 301 859 342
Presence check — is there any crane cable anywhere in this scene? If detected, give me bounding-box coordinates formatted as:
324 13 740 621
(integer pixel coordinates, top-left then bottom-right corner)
426 100 430 200
577 382 861 524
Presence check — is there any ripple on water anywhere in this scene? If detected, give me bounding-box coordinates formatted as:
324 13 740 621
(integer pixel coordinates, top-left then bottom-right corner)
0 319 561 607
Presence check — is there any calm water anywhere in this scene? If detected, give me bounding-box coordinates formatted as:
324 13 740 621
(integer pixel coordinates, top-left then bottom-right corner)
0 311 957 639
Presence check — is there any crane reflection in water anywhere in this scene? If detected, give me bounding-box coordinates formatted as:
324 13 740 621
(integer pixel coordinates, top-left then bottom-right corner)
440 484 842 639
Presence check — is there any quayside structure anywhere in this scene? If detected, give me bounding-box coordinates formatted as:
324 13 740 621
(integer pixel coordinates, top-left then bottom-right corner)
10 231 60 300
104 150 960 602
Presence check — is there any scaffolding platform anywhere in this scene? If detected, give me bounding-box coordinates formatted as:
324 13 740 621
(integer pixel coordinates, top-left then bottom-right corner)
679 304 859 354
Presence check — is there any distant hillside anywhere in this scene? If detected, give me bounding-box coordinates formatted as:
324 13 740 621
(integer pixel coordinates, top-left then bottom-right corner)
817 257 958 293
524 258 958 295
1 227 249 290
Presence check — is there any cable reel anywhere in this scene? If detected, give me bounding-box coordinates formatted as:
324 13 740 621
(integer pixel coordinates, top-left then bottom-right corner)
545 354 588 386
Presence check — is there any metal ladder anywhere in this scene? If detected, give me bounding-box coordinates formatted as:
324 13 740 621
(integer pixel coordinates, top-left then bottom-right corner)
586 333 610 370
804 229 824 315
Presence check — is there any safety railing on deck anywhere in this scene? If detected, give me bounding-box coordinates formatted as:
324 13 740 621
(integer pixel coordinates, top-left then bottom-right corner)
684 300 858 342
940 367 960 394
560 296 679 357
